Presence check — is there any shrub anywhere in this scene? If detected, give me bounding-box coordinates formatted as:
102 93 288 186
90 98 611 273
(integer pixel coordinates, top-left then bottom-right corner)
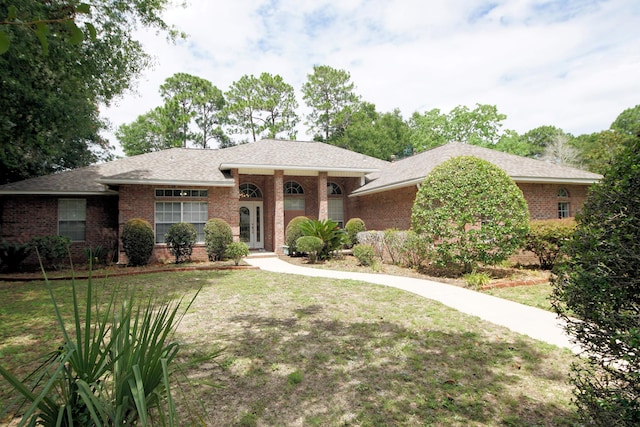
345 218 366 247
296 236 323 264
411 156 530 274
383 229 407 265
226 241 250 266
285 216 309 255
30 235 72 269
356 230 385 260
0 240 32 272
299 218 347 260
204 218 233 261
525 218 576 269
165 222 197 264
121 218 155 266
399 231 433 269
463 271 491 289
353 244 376 266
552 135 640 425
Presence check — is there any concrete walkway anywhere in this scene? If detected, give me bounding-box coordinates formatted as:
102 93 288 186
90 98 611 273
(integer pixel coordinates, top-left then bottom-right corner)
246 256 578 352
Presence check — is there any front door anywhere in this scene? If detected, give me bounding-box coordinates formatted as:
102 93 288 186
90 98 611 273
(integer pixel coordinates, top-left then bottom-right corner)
239 202 264 249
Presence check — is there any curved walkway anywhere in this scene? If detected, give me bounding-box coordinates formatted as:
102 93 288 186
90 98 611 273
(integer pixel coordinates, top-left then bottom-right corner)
246 257 578 352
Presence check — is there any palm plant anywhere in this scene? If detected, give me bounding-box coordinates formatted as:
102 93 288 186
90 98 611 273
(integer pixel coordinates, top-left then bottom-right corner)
299 219 347 260
0 263 199 426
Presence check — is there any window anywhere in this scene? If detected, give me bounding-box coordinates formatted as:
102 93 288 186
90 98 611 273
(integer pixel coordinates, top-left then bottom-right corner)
155 202 208 243
558 187 570 218
558 202 570 218
239 183 262 199
284 181 304 194
59 199 86 241
155 188 208 198
284 181 305 211
328 199 344 227
327 182 342 195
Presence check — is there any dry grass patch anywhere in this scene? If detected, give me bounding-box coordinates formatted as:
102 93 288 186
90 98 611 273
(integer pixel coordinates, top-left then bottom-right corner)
1 270 577 426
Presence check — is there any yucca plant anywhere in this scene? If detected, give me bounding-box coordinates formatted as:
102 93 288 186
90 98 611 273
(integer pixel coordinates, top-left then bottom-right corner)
0 259 200 426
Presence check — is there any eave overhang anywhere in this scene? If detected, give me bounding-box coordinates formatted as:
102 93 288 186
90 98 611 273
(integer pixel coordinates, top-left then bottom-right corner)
96 178 234 187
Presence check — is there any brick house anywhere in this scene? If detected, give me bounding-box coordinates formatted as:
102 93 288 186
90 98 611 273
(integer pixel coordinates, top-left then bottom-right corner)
0 140 601 265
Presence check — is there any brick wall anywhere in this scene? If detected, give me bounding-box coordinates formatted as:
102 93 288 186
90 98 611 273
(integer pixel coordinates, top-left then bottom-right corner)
0 195 118 266
353 182 593 230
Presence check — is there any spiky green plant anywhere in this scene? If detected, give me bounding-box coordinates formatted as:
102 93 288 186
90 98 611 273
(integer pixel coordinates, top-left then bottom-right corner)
0 262 199 426
299 219 347 260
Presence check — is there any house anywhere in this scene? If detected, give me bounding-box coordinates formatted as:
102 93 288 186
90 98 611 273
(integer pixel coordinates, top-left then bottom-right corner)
0 140 601 265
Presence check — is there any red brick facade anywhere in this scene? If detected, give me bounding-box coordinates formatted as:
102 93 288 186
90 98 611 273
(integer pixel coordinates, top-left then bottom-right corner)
0 175 594 266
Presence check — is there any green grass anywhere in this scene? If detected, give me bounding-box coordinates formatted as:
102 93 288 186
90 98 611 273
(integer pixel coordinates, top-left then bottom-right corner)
483 283 554 311
1 270 578 426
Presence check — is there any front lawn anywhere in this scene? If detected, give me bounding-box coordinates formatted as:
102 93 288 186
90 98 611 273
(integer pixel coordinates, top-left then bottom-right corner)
1 270 577 426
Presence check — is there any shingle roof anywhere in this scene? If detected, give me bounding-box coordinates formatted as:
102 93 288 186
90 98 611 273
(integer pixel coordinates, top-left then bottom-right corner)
0 139 388 194
352 142 602 196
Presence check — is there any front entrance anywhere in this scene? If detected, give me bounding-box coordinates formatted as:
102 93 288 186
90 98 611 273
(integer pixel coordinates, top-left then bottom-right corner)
239 202 264 249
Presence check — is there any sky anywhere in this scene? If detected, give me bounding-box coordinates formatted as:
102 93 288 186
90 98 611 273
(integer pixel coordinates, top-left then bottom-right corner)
102 0 640 152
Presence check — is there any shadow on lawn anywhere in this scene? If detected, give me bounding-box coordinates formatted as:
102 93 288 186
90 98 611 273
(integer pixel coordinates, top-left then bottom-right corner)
198 303 578 426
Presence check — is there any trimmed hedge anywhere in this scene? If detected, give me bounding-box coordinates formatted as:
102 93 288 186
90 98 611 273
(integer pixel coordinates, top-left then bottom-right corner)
525 218 576 269
285 216 309 255
204 218 233 261
122 218 154 266
165 222 197 264
345 218 366 248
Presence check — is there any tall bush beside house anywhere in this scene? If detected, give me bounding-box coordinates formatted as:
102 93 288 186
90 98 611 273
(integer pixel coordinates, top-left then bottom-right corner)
285 216 309 255
30 235 72 270
525 218 576 269
165 222 197 264
204 218 233 261
552 136 640 426
122 218 155 266
345 218 366 248
411 156 529 274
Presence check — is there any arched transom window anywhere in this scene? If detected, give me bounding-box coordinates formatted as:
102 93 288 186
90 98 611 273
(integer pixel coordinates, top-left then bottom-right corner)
327 182 342 195
284 181 304 194
239 183 262 199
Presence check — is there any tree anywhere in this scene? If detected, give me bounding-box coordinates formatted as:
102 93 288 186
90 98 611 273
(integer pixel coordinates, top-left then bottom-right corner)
301 65 361 141
409 104 507 152
160 72 227 148
541 133 582 167
116 106 182 156
329 102 412 160
224 72 298 142
519 125 571 158
0 0 178 183
552 135 640 425
411 156 530 273
611 104 640 136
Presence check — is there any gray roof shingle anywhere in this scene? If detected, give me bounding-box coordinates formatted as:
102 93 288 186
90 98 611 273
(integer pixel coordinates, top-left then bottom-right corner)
352 142 602 196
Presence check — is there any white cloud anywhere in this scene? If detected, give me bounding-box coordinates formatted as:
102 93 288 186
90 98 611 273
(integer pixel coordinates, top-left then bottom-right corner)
102 0 640 152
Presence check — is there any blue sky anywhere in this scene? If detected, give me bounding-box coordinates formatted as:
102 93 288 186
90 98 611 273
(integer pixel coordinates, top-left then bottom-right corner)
103 0 640 150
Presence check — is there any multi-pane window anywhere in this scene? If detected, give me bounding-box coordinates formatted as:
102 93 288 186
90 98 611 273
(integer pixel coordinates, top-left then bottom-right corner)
558 202 570 218
239 183 262 199
327 182 344 227
155 202 208 243
558 187 570 218
59 199 86 241
155 189 208 198
284 181 305 211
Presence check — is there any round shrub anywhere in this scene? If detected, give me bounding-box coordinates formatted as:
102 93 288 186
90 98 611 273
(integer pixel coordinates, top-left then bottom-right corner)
285 216 309 255
122 218 154 266
411 156 529 273
525 218 576 269
226 241 250 266
295 236 323 264
204 218 233 261
345 218 366 247
352 244 375 266
165 222 197 264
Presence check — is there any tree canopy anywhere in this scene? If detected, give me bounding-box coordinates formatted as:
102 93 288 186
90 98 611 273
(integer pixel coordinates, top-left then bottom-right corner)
0 0 177 184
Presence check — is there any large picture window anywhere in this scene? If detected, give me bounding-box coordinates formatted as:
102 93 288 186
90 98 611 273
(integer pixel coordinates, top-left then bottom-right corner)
59 199 86 241
155 202 208 243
